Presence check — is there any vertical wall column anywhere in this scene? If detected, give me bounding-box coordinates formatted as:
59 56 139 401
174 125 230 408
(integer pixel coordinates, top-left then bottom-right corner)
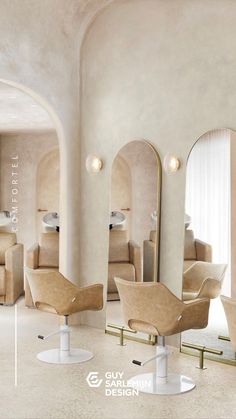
231 131 236 298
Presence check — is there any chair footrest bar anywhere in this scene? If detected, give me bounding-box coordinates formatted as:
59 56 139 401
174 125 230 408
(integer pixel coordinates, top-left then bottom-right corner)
182 341 223 369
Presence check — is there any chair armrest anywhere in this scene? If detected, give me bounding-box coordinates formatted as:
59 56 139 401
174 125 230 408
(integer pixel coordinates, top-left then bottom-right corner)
197 277 221 299
181 298 210 330
5 244 24 304
195 239 212 262
129 240 141 282
72 284 104 312
5 243 24 274
26 243 39 269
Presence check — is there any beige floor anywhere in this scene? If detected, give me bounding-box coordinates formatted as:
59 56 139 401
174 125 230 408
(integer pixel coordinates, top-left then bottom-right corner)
0 298 236 419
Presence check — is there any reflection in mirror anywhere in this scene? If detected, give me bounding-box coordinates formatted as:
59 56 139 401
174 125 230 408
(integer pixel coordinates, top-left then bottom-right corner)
181 128 236 364
106 140 161 343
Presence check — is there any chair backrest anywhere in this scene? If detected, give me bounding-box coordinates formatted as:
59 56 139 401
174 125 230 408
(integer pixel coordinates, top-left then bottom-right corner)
184 261 227 290
115 277 183 335
184 230 196 261
221 296 236 351
109 230 129 263
0 232 16 264
38 232 59 268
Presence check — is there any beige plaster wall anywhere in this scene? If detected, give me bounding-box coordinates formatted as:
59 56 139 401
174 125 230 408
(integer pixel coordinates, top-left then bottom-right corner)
0 132 58 252
80 0 236 331
231 131 236 299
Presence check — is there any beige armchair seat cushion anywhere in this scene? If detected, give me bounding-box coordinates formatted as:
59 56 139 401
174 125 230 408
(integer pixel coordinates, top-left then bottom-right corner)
184 230 212 272
0 266 5 295
38 232 59 268
108 263 135 293
109 230 130 263
25 232 59 307
0 233 23 304
108 230 141 300
143 230 157 282
115 277 210 336
0 233 16 264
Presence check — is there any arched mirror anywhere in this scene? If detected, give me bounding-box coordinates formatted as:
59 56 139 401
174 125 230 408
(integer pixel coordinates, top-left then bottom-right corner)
181 128 236 365
106 140 161 342
36 148 60 236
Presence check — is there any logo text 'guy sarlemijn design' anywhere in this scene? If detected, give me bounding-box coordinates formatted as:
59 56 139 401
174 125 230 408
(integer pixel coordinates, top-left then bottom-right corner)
86 371 139 397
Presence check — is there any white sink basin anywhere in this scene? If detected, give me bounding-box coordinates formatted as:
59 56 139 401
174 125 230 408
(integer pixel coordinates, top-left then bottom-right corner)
110 211 126 229
0 211 11 227
43 212 60 231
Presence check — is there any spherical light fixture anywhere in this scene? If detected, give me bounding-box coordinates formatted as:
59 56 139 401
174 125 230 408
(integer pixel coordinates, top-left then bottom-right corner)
86 154 103 173
164 154 181 174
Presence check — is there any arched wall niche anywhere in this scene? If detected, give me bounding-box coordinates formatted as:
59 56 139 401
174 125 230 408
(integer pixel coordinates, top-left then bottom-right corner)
80 0 236 336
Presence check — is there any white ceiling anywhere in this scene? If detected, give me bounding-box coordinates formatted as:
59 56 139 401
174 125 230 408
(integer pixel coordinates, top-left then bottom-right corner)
0 83 54 133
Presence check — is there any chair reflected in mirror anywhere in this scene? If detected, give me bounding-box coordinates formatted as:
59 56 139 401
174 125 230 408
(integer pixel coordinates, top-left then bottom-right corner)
106 140 161 342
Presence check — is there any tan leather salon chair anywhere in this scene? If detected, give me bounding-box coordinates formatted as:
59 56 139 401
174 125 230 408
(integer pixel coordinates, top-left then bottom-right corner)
115 277 210 395
108 230 141 301
183 261 227 301
0 232 23 305
26 269 103 364
25 232 59 307
184 229 212 271
221 296 236 352
143 229 212 283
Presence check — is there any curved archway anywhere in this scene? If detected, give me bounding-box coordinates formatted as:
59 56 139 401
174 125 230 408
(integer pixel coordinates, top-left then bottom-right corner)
0 78 66 273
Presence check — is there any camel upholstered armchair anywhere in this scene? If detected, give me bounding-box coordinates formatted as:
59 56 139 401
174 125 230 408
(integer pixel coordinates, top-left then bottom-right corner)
184 229 212 271
143 230 157 282
182 261 227 301
108 230 141 301
221 296 236 353
0 232 23 305
115 277 210 395
26 269 103 364
25 232 59 307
